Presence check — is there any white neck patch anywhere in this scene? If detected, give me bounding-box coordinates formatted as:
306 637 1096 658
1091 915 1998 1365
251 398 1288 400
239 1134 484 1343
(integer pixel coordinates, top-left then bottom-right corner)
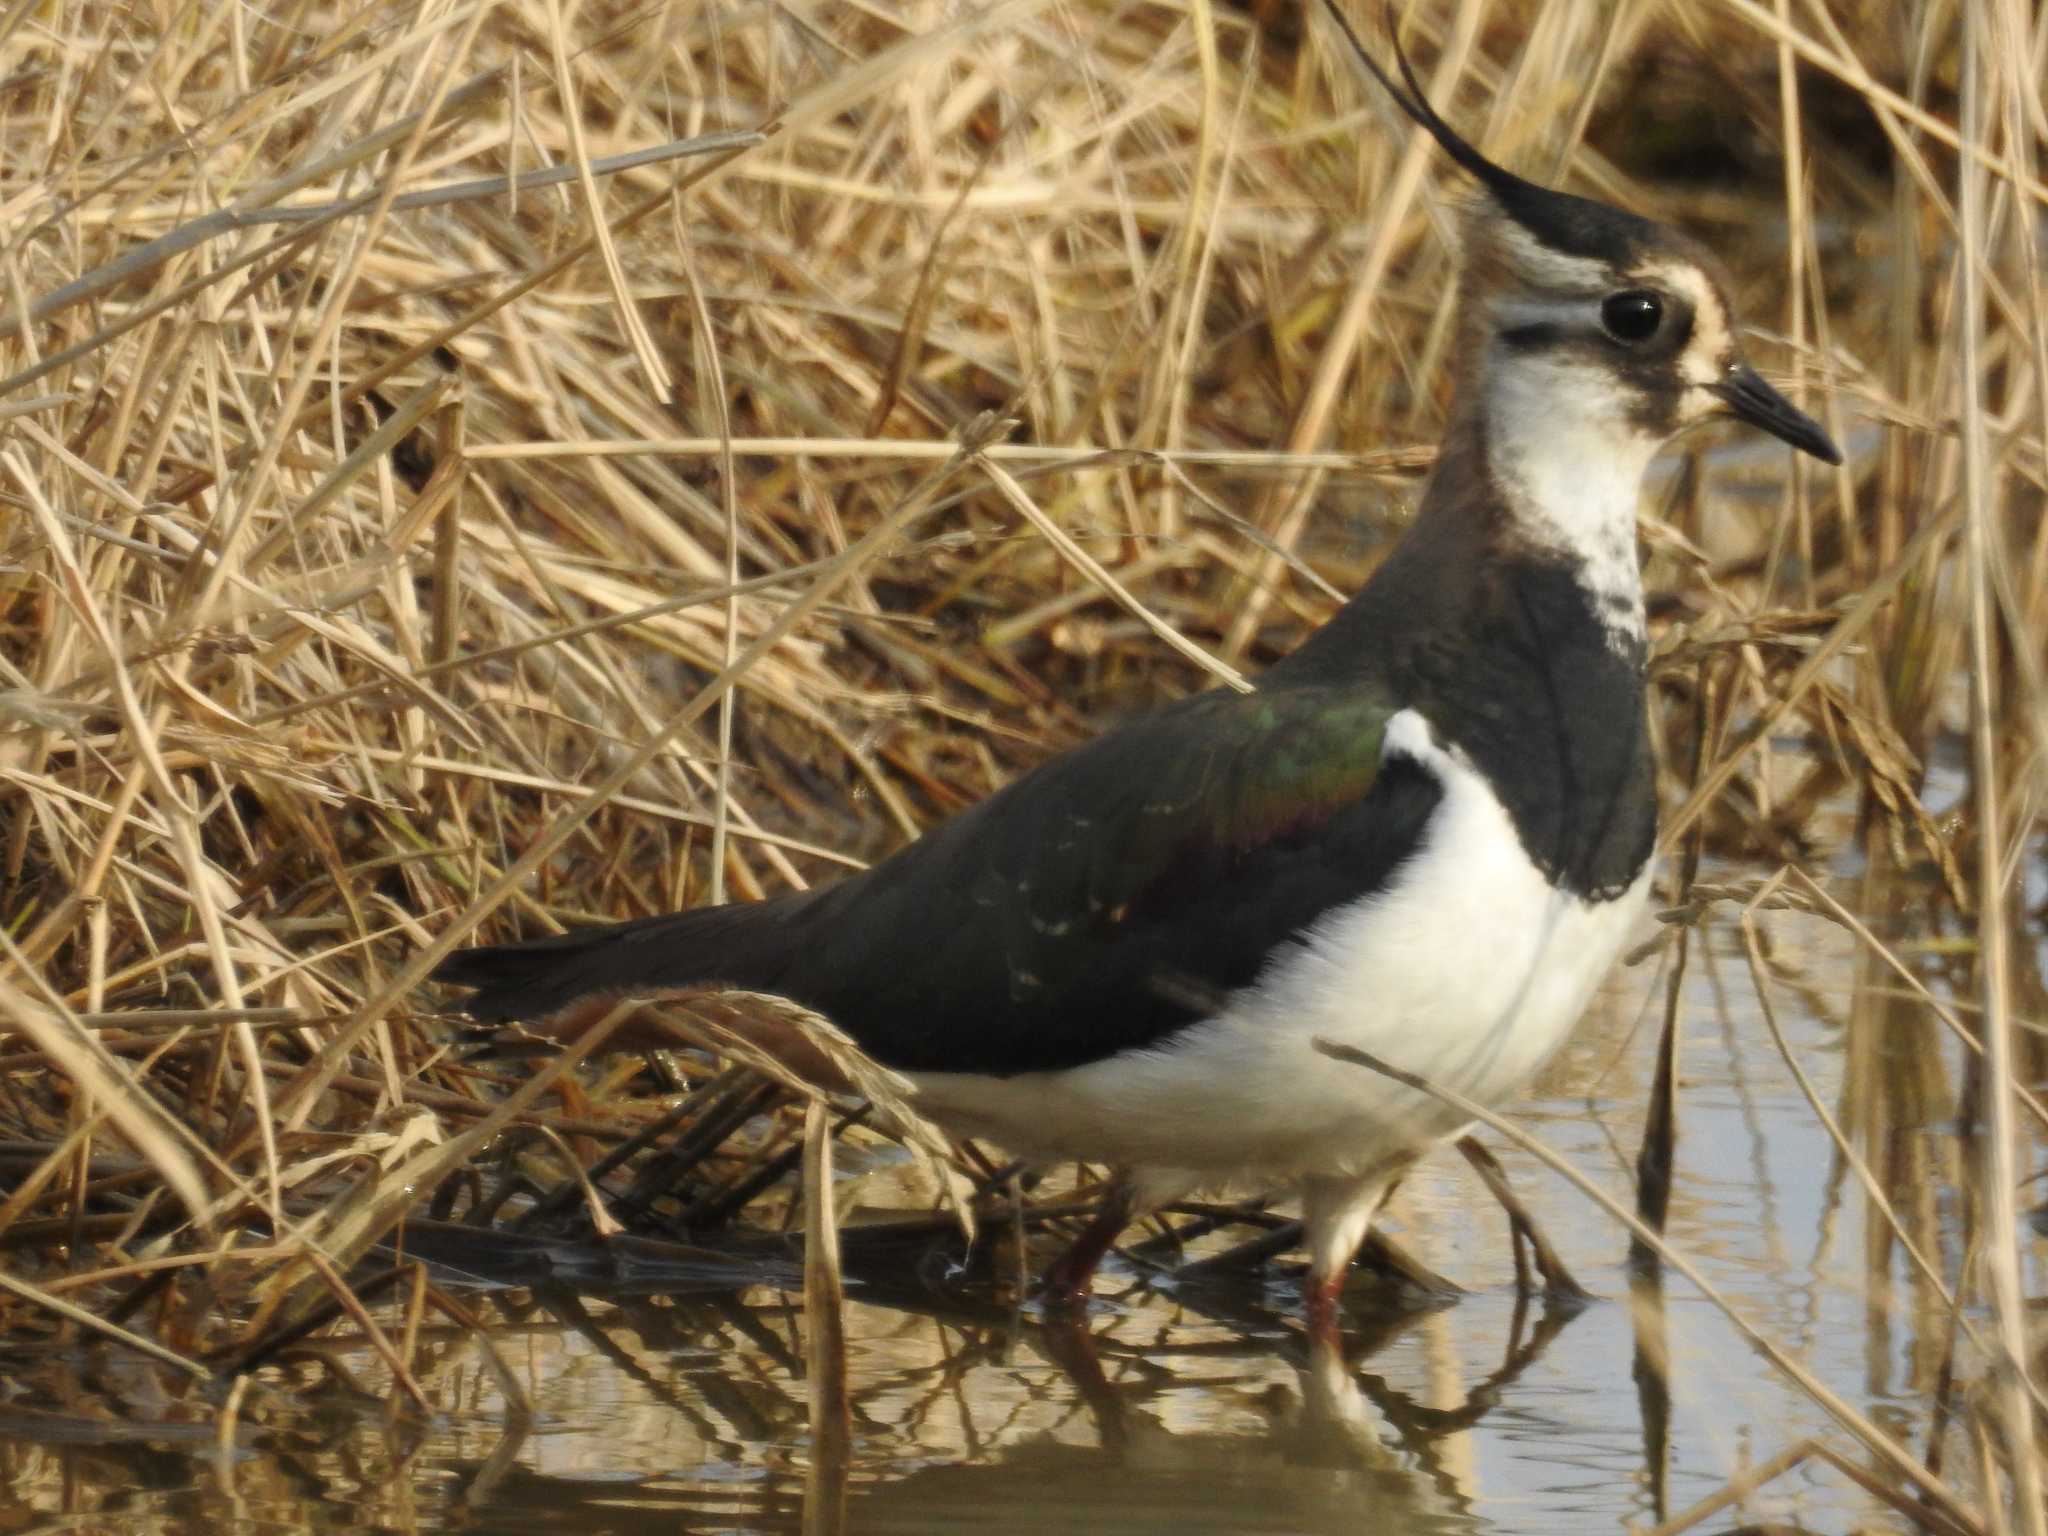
1481 345 1659 647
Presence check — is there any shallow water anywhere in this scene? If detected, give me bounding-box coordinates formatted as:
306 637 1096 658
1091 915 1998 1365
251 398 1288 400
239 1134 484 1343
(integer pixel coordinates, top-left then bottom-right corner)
0 848 2023 1534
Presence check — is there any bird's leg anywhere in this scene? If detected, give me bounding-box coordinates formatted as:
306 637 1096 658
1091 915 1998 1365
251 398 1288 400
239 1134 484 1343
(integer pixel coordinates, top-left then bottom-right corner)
1037 1176 1137 1309
1301 1163 1409 1343
1454 1135 1587 1302
1304 1276 1346 1343
1036 1312 1127 1450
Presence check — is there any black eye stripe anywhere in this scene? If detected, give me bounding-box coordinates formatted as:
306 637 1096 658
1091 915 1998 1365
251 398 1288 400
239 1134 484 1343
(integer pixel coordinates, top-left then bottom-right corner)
1499 320 1569 350
1491 292 1697 357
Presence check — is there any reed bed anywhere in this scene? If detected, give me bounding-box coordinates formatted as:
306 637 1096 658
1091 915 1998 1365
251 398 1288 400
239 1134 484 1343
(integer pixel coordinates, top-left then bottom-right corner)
0 0 2040 1527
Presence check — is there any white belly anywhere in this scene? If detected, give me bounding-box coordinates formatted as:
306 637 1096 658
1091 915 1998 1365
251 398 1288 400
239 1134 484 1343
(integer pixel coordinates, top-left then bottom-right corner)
909 709 1652 1182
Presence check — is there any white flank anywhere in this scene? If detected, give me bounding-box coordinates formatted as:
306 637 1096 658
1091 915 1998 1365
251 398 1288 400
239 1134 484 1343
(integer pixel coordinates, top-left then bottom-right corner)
909 710 1652 1194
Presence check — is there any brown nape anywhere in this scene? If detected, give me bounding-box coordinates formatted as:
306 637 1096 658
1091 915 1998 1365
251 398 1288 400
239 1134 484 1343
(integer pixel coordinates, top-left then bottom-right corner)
1447 210 1520 379
488 988 858 1095
1264 407 1497 682
1442 208 1584 394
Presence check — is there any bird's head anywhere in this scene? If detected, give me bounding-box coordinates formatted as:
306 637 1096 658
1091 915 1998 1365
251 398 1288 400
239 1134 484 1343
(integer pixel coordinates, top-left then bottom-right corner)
1327 4 1842 473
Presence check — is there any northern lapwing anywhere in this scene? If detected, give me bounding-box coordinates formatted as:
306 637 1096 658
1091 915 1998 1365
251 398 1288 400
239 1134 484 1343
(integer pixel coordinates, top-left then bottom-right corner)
432 10 1841 1332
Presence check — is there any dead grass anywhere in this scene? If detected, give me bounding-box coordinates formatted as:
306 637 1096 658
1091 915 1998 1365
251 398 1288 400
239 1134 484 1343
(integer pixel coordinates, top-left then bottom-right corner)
0 0 2040 1526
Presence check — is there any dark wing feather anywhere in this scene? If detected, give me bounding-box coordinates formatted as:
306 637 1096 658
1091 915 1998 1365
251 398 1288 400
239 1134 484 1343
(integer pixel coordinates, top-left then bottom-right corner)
431 683 1442 1076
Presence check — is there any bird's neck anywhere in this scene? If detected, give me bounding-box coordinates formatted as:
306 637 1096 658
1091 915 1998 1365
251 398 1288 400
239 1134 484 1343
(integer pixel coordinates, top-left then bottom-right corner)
1269 394 1659 898
1269 385 1658 699
1256 346 1664 900
1471 349 1660 645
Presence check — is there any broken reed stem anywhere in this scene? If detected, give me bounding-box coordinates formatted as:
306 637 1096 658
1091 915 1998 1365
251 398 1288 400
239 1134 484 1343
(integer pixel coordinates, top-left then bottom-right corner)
1455 1134 1586 1299
802 1099 851 1536
423 1284 534 1418
0 1263 210 1381
0 117 763 352
1955 4 2044 1524
1635 648 1711 1267
1643 1436 1975 1536
973 449 1249 692
1656 498 1964 855
300 1248 434 1415
463 437 1410 470
676 234 741 906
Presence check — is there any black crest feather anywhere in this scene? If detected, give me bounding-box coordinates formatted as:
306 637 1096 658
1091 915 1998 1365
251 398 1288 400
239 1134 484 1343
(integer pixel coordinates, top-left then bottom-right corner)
1319 1 1657 269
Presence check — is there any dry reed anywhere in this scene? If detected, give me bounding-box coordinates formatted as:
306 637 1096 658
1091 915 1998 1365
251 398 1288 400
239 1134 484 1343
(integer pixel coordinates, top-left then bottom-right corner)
0 0 2040 1527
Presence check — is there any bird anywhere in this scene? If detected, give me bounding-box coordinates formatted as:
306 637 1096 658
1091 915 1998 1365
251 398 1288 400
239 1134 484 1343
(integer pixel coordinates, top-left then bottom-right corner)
431 8 1842 1335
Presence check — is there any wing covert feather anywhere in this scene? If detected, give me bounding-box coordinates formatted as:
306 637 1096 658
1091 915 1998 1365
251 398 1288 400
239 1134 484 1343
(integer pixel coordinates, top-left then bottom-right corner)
773 685 1442 1073
435 685 1444 1076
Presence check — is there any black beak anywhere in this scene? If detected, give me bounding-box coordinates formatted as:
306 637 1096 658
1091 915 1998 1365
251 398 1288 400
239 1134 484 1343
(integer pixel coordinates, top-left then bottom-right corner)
1707 363 1842 466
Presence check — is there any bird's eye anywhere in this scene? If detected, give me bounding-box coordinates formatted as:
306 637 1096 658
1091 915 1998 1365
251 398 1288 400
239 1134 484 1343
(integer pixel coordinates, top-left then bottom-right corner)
1600 291 1664 343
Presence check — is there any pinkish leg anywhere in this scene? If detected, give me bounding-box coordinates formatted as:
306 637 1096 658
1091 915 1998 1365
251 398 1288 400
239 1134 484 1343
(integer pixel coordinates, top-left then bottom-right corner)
1038 1180 1136 1309
1304 1270 1347 1347
1299 1164 1409 1340
1037 1312 1125 1445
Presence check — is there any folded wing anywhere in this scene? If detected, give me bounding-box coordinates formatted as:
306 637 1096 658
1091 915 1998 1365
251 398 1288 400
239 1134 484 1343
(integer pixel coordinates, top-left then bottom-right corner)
431 683 1442 1076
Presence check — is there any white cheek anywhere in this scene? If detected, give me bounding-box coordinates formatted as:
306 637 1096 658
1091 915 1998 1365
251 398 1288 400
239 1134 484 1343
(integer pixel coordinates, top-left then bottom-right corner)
1679 382 1724 422
1678 310 1737 386
1637 260 1733 386
1680 349 1725 388
1483 352 1660 643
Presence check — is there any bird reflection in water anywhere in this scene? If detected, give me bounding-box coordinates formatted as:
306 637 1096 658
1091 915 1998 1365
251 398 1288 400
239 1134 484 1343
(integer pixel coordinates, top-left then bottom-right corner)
798 1277 1580 1536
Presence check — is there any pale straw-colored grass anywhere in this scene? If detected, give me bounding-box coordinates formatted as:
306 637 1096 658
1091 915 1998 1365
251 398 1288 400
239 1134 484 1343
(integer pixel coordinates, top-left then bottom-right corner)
0 0 2039 1524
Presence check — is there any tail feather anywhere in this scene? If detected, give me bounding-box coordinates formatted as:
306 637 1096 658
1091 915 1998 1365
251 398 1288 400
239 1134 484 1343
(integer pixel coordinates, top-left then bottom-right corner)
428 899 814 1024
428 932 619 1022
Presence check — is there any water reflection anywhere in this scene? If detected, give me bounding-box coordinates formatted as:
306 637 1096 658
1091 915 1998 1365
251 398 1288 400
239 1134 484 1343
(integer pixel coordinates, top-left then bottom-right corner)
830 1297 1557 1536
0 1271 1575 1535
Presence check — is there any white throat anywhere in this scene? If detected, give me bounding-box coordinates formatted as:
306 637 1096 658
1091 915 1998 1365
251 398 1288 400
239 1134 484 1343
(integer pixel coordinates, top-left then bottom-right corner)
1482 348 1659 646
